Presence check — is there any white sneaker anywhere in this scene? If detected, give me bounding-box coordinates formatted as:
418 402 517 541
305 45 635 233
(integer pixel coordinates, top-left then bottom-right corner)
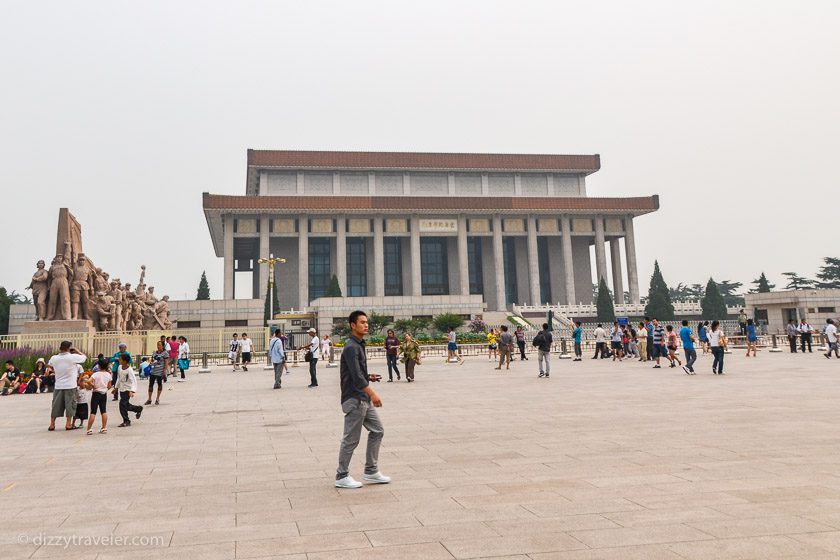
363 472 391 484
335 476 363 489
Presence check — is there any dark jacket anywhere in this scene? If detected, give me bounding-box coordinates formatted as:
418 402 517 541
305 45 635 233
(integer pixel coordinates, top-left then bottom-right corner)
340 336 370 403
533 330 553 352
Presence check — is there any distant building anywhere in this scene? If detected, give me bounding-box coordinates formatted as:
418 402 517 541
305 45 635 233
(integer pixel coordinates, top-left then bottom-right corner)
746 289 840 333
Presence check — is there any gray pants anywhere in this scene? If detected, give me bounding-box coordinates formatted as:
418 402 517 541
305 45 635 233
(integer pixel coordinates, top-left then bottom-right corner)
684 348 697 372
538 349 550 375
336 398 384 480
273 362 284 387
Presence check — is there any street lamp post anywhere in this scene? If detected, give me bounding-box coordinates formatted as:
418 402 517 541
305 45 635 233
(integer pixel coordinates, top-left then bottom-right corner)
257 254 286 323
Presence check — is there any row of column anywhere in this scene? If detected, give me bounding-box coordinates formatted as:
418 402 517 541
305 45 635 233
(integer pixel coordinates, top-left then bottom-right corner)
225 214 641 308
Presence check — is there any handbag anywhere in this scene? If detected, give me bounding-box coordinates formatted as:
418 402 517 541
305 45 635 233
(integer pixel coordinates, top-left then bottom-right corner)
304 350 312 363
178 358 190 371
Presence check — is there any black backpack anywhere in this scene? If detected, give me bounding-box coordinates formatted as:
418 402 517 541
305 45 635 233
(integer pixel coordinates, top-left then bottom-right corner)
532 332 544 347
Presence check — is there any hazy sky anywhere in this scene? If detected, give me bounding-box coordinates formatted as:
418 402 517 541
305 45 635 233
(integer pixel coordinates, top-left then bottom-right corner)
2 1 838 301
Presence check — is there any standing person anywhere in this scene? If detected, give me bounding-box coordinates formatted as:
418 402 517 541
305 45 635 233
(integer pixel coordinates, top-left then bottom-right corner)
799 319 813 353
109 342 129 401
824 319 839 359
228 333 241 371
240 333 252 371
446 327 464 365
636 322 648 362
168 335 180 376
87 359 112 434
698 321 709 354
399 334 421 383
487 328 498 361
610 322 624 362
384 329 401 382
73 372 92 429
709 320 726 374
627 324 638 358
321 335 333 366
645 317 654 361
680 320 697 375
145 341 168 406
532 323 553 378
47 341 87 431
495 325 514 370
665 325 682 368
592 324 608 359
738 309 748 336
572 322 583 361
300 327 320 388
651 319 666 369
515 326 528 360
116 353 143 427
745 319 758 357
177 336 190 381
280 333 291 376
785 319 799 353
335 310 389 489
268 329 286 389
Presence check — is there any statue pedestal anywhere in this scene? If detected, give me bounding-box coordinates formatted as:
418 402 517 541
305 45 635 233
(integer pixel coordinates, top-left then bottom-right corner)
21 320 96 336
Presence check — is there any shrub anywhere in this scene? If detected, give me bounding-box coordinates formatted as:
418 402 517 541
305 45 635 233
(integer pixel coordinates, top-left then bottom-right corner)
433 313 465 333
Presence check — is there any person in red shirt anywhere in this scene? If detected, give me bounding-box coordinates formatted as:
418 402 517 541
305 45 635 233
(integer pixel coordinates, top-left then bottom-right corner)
168 336 180 376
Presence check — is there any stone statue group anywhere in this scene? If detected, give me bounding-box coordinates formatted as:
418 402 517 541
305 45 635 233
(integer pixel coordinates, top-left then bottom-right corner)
28 241 172 332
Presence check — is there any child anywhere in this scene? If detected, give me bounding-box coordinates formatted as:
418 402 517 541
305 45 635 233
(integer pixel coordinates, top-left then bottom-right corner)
745 318 758 357
88 358 112 434
138 357 151 379
665 325 682 368
74 370 92 429
116 353 143 427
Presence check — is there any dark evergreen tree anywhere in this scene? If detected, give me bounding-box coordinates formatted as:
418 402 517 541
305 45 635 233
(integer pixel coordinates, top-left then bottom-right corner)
325 275 342 297
263 280 279 323
595 277 615 323
782 272 815 290
644 261 675 320
816 257 840 289
749 272 775 293
701 278 728 320
196 271 210 300
717 280 745 307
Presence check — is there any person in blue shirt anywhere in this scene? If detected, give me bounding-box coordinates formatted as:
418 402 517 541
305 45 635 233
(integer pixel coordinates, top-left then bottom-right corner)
572 322 583 362
745 318 758 358
109 343 130 401
679 320 697 375
268 329 286 389
697 321 709 354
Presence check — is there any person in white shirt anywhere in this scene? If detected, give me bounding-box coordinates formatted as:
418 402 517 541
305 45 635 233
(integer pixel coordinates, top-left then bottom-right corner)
299 327 320 388
708 320 726 375
177 336 190 381
321 335 333 365
240 333 252 371
48 341 87 431
74 371 93 429
229 333 241 372
798 320 813 353
592 324 608 359
88 358 112 434
824 319 839 359
116 353 143 427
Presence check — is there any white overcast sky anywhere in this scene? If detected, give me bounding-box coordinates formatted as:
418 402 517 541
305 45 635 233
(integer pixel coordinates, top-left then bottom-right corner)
2 1 837 300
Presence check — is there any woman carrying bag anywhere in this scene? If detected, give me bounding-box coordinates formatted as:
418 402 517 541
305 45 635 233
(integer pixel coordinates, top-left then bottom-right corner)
399 334 422 383
177 336 190 382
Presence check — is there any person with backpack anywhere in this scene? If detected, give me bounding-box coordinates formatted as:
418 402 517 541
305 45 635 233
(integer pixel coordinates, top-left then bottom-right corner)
532 323 553 378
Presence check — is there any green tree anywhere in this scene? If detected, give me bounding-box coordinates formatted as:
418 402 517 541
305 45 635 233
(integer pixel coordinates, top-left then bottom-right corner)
701 278 728 320
782 272 815 290
367 312 391 335
432 313 465 333
717 280 745 307
393 317 431 337
325 275 342 297
816 257 840 289
595 277 615 323
644 261 675 320
263 280 279 324
0 287 28 335
196 271 210 300
749 272 775 293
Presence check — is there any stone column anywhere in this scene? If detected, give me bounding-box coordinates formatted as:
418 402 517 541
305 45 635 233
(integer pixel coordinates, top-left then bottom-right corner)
258 215 270 300
223 214 234 300
561 217 576 305
492 215 506 310
594 216 607 285
298 218 308 309
336 216 347 295
625 216 641 304
457 215 469 296
527 216 540 305
410 215 421 296
610 238 624 304
373 217 384 297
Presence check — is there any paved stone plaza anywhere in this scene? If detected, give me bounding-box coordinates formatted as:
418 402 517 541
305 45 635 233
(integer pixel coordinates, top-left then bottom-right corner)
4 350 840 559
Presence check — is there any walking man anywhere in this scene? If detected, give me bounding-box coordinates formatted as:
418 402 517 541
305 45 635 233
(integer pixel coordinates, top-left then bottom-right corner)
384 329 401 382
495 325 514 370
533 323 553 378
786 319 799 353
679 320 697 375
824 319 839 359
651 319 666 368
335 310 390 489
572 321 583 361
799 319 813 353
592 323 608 359
301 327 320 387
269 329 285 389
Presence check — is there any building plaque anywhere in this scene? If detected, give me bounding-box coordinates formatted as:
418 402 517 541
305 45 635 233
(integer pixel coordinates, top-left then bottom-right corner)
468 219 490 233
419 219 457 233
572 219 593 233
503 219 525 233
385 218 407 233
348 218 371 233
237 219 257 234
310 219 333 233
272 219 296 233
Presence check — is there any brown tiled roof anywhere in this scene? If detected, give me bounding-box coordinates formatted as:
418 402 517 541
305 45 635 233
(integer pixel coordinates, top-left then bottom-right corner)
247 150 600 172
203 193 658 212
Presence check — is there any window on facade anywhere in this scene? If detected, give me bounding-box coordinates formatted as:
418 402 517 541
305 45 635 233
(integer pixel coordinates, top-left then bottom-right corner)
346 238 367 297
537 236 551 304
308 238 331 300
503 237 518 305
225 319 248 327
421 238 449 295
818 307 836 313
176 321 200 329
467 237 484 295
384 238 403 296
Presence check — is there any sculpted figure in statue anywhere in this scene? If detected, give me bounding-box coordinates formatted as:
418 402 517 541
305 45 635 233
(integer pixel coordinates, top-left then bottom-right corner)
93 268 110 294
153 295 172 330
47 244 72 321
145 286 158 306
95 291 115 331
109 279 125 333
70 254 95 320
27 260 50 321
